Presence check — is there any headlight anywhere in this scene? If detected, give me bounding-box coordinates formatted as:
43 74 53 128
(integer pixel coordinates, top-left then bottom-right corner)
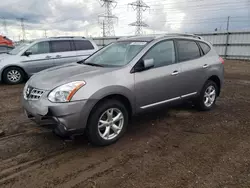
23 82 29 98
48 81 86 103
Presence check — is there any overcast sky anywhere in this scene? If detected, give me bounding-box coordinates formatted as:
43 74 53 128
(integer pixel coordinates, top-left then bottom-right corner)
0 0 250 40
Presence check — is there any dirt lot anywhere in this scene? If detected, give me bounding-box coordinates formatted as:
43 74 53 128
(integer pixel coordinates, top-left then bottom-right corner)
0 60 250 188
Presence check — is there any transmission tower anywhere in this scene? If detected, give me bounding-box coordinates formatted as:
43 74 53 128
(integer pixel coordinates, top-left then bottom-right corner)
128 0 150 35
17 18 26 41
98 0 118 36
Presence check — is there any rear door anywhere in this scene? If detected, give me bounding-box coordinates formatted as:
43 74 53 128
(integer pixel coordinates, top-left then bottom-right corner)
175 39 206 97
134 40 182 110
20 41 54 74
73 40 96 61
50 40 77 67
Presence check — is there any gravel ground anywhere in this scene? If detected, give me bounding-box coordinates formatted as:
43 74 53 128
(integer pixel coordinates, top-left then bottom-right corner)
0 60 250 188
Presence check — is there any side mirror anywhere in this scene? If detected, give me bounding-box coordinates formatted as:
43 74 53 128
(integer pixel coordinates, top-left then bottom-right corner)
24 50 32 56
132 58 154 73
143 59 154 70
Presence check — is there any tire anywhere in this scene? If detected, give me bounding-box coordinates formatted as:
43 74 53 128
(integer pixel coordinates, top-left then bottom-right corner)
196 80 218 111
86 99 128 146
3 67 25 84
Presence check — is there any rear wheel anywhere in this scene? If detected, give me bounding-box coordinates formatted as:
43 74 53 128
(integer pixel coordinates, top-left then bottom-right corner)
86 99 128 146
3 67 25 84
196 80 218 111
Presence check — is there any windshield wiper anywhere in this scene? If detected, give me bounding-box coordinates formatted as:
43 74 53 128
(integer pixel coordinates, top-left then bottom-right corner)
84 62 103 67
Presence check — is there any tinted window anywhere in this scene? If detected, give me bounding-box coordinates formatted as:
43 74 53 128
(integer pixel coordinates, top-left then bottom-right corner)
51 40 72 53
29 42 50 55
143 40 175 68
199 42 211 55
177 40 200 62
74 40 94 50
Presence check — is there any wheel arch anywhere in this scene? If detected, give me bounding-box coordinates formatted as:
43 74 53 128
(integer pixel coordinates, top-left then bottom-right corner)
89 94 133 119
1 65 28 82
207 75 221 96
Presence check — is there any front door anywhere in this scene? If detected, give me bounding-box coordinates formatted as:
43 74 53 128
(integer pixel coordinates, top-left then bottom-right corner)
134 40 182 110
21 41 54 75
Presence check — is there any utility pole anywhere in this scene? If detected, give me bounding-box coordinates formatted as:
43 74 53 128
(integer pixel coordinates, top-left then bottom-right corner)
44 29 47 38
226 16 230 31
98 0 118 36
2 18 8 36
128 0 150 35
224 16 230 59
17 18 26 41
102 20 105 37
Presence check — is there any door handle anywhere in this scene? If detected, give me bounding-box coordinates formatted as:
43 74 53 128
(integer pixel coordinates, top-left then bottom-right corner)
203 64 209 68
45 55 52 59
56 55 62 58
171 70 179 76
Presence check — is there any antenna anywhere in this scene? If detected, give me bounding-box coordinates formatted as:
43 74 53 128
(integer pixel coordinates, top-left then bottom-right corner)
98 0 118 36
128 0 150 35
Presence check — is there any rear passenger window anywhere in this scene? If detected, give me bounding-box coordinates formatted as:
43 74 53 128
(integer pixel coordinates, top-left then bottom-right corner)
177 40 200 62
74 40 94 51
143 40 175 68
199 42 211 55
51 40 72 53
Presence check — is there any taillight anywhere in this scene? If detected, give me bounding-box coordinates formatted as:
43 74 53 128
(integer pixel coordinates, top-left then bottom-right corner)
219 57 224 64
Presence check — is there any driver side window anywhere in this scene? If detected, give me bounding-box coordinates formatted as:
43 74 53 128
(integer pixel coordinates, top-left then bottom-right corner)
28 42 50 55
143 40 175 68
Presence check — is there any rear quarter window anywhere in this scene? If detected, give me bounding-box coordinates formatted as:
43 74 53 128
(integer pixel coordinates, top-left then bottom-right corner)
199 42 211 55
176 40 201 62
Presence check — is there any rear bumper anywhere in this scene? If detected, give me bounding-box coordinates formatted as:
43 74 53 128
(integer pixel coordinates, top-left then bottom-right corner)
22 96 95 136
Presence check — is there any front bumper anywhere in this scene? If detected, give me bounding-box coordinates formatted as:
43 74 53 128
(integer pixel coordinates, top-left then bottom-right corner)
22 95 95 136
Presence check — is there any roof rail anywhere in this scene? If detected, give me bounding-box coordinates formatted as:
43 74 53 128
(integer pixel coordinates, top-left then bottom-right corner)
156 33 203 40
49 36 85 39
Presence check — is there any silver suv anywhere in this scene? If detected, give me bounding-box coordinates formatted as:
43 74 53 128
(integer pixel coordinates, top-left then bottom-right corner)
22 34 224 146
0 37 98 84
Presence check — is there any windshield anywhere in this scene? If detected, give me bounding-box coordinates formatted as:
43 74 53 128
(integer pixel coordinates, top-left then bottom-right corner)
8 43 30 55
84 41 148 67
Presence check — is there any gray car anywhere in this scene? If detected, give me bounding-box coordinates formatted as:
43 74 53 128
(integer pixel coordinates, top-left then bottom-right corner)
0 37 98 84
22 34 224 146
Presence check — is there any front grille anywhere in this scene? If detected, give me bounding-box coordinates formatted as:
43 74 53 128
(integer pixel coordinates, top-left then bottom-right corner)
24 86 45 100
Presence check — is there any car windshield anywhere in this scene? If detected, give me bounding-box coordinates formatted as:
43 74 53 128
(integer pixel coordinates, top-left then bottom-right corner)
84 41 148 67
8 43 30 55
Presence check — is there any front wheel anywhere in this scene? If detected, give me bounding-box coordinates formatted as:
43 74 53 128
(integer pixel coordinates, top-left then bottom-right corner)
196 80 218 111
86 99 128 146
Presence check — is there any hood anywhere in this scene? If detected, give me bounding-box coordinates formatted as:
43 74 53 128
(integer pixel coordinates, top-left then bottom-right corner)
0 53 11 61
28 63 116 90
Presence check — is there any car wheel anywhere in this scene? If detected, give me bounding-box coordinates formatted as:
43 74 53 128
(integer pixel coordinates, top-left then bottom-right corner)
86 99 128 146
3 67 25 84
196 80 218 111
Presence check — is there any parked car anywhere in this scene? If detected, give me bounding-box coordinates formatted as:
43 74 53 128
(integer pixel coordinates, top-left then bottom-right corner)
0 35 14 47
0 37 98 84
0 45 14 54
22 34 224 146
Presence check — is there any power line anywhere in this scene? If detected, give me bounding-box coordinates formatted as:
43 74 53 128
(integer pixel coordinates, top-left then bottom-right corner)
128 0 150 35
98 0 118 36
